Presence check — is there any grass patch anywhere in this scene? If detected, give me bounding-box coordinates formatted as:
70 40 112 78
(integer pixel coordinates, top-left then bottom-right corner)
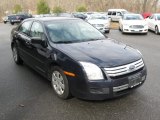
110 22 119 29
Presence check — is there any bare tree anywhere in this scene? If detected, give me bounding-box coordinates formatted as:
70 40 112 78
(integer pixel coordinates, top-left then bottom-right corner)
142 0 148 12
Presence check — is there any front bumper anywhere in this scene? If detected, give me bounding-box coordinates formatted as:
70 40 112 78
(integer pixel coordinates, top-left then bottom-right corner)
123 26 148 33
70 66 147 100
10 20 21 23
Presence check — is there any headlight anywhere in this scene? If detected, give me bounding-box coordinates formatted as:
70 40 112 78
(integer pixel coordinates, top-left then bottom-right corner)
144 24 148 27
80 62 104 80
123 24 129 26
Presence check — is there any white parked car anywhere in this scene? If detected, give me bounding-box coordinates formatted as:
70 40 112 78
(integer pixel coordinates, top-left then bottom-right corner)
119 14 148 34
146 14 160 34
87 14 110 33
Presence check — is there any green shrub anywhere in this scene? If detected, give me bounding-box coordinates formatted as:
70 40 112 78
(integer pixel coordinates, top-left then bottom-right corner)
52 6 65 14
76 5 87 12
13 4 22 14
37 0 50 14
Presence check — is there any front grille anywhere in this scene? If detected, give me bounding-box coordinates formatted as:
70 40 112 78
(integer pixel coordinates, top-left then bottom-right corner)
129 25 144 29
104 59 144 77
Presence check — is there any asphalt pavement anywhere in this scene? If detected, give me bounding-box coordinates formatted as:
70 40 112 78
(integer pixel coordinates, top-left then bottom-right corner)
0 23 160 120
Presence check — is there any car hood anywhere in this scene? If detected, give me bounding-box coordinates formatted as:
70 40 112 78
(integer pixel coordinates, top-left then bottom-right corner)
88 19 109 25
55 39 142 68
123 20 147 25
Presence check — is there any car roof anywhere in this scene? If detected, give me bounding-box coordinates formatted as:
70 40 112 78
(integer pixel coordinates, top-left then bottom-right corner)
123 13 141 16
108 9 127 11
25 17 79 22
154 13 160 15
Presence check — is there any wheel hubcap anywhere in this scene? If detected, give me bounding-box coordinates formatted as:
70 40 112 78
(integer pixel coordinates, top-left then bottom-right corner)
52 71 65 95
12 47 18 62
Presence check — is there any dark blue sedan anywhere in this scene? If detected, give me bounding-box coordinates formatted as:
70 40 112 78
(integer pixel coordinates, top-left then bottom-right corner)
11 17 147 100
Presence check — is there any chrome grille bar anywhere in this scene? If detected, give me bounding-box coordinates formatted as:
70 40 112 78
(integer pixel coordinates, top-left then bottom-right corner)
104 59 144 77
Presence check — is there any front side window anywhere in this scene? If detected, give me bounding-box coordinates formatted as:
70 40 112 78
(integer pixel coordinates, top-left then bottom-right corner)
30 22 44 38
19 21 32 35
149 15 154 19
156 15 160 20
112 12 116 16
45 20 105 43
117 12 122 16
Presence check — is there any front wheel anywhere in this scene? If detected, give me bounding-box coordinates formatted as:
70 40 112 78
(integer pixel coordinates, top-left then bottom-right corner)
12 45 23 65
121 26 124 34
155 26 159 35
10 22 14 25
50 66 71 99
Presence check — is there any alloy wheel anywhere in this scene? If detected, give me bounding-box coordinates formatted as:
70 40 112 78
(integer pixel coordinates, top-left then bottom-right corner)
12 47 18 62
155 26 159 34
51 71 65 95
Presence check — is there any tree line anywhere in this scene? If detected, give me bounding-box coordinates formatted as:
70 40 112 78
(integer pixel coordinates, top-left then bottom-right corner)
0 0 159 17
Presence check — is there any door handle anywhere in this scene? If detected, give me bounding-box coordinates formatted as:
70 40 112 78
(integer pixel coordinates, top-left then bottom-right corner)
26 41 30 45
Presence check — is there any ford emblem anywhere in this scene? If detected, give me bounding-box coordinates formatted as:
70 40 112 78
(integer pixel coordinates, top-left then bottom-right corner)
129 65 135 71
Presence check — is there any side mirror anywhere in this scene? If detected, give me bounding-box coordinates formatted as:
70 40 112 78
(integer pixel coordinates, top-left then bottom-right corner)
31 37 43 44
31 37 48 48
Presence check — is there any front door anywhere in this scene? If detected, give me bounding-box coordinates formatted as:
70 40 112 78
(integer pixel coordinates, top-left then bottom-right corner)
29 21 50 75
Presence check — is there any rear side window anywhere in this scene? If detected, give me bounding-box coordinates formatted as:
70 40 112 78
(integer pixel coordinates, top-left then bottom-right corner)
108 11 112 15
30 22 44 38
149 15 154 19
19 21 32 36
112 12 116 16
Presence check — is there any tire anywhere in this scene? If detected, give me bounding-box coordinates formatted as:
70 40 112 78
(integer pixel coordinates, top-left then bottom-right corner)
50 66 71 99
105 30 110 33
144 32 148 35
12 44 23 65
10 22 14 25
4 21 7 24
155 26 159 35
121 26 124 34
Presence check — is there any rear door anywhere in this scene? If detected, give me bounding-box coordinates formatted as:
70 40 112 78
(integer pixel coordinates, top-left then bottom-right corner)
111 11 117 21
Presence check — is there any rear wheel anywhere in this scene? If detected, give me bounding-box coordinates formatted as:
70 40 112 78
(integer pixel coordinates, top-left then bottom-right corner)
155 26 159 35
119 26 121 31
12 45 23 65
50 66 71 99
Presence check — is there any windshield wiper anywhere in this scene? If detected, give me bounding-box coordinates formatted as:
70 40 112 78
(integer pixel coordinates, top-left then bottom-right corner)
86 38 104 42
54 41 74 44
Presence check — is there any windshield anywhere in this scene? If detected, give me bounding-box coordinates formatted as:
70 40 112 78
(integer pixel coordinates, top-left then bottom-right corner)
124 14 143 20
45 20 105 43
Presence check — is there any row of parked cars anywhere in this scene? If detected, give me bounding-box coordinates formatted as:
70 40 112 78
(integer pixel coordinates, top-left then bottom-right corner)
3 13 32 25
3 10 160 35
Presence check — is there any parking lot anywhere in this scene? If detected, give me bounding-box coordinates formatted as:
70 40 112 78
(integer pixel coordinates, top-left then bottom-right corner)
0 23 160 120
